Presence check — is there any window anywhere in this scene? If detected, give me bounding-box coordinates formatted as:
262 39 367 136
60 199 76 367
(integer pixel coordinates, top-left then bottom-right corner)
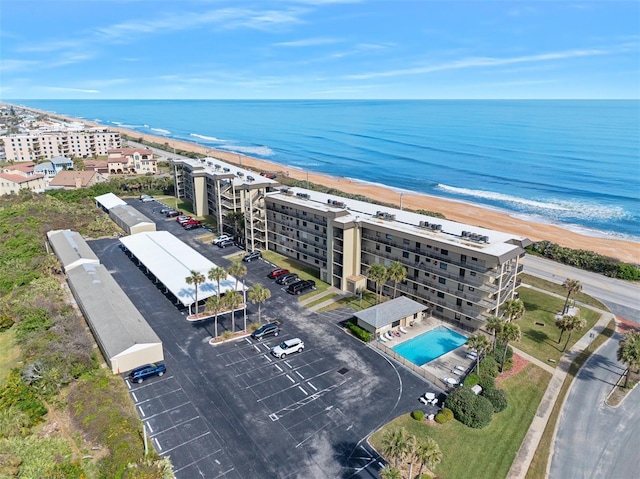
472 257 478 261
403 251 409 258
302 211 307 216
439 277 446 284
441 249 448 255
403 238 410 245
385 246 391 253
436 306 443 312
303 255 308 260
440 263 447 270
376 244 380 251
416 242 421 249
386 234 392 240
470 271 476 277
303 221 307 226
315 236 319 242
315 225 319 231
467 301 472 306
437 291 444 298
457 298 462 306
469 287 475 291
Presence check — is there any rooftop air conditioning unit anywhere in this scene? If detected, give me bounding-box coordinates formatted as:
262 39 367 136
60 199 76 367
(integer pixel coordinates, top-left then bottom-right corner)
482 235 490 243
462 231 469 237
237 171 244 177
435 224 443 231
223 167 230 172
215 164 221 170
247 175 255 181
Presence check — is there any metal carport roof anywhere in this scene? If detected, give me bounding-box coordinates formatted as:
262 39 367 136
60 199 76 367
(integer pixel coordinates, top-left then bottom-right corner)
119 231 241 306
95 192 127 210
47 229 100 272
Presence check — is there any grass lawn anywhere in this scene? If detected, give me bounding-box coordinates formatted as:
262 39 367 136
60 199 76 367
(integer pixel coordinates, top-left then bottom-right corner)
261 250 331 296
0 328 20 385
318 290 381 312
515 287 602 364
370 364 552 479
519 274 607 310
304 292 338 308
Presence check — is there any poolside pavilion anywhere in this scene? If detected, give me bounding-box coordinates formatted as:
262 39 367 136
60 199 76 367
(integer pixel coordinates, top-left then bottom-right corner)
353 296 427 339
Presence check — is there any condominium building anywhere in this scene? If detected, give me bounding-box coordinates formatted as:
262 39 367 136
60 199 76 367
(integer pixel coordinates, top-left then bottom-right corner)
107 147 157 175
173 158 530 330
2 128 121 162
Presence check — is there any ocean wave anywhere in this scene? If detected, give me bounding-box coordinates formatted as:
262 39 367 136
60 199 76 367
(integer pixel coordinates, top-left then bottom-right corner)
150 128 171 135
220 145 274 157
436 184 631 221
190 133 228 143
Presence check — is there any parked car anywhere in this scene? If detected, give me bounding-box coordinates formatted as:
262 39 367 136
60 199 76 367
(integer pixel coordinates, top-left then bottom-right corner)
212 234 233 245
271 338 304 358
217 238 235 248
276 273 299 286
182 219 201 227
183 222 202 230
139 194 153 201
268 268 290 279
128 363 166 383
287 279 316 295
176 215 192 223
159 207 171 214
166 210 182 218
251 323 281 340
242 251 261 262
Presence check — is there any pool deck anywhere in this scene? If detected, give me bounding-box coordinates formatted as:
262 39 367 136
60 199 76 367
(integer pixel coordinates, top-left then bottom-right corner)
382 317 477 389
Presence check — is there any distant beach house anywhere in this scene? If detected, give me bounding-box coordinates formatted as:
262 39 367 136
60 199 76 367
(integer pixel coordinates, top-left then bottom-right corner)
0 163 46 195
107 147 157 175
50 155 74 173
84 159 109 174
48 170 106 190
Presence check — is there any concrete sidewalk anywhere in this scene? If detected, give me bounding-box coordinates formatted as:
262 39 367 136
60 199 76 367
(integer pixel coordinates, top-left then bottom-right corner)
507 311 615 479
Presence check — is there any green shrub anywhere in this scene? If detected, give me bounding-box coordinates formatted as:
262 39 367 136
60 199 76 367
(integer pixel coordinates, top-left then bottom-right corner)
44 461 86 479
346 321 371 342
464 372 480 387
492 344 513 363
479 355 500 378
0 371 47 425
483 388 508 413
411 410 425 421
445 387 494 429
477 375 496 392
435 408 454 424
0 313 15 332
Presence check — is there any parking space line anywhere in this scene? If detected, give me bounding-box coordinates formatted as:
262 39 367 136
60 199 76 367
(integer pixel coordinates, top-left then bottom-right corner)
148 415 201 439
131 386 184 405
172 450 228 474
295 371 305 379
307 382 317 391
298 386 308 395
286 374 296 383
153 437 162 451
146 422 153 433
262 344 271 351
141 401 193 421
274 364 282 373
269 378 350 419
161 431 211 455
138 405 146 417
132 392 138 402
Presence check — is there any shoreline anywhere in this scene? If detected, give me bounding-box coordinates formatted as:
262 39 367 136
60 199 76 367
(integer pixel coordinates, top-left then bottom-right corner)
13 104 640 264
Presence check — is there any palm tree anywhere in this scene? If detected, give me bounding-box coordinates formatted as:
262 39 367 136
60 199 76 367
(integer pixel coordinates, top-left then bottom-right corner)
561 314 587 352
555 315 572 344
368 263 388 304
380 428 410 468
485 316 504 350
387 261 407 299
248 284 271 324
497 322 521 372
208 266 227 302
379 466 401 479
227 261 247 331
502 299 525 322
562 278 582 314
205 295 222 338
226 210 245 244
415 437 442 478
185 270 206 316
617 331 640 388
466 334 491 375
223 291 243 333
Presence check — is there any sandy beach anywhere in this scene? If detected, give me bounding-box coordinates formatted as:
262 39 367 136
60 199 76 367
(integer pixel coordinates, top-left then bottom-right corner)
31 108 640 265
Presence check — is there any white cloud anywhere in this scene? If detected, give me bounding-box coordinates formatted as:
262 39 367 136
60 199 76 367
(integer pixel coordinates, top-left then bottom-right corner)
42 87 100 94
275 37 342 47
0 59 39 73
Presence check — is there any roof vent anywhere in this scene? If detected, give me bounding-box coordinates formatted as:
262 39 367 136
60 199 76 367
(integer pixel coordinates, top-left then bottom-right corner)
223 167 230 172
236 171 244 177
296 192 310 199
214 164 221 170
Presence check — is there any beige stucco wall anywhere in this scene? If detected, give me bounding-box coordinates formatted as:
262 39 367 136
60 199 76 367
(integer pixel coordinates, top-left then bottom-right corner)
110 343 164 374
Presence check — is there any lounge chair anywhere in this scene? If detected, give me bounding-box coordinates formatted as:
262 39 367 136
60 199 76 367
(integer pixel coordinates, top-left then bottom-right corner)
385 331 393 340
443 377 459 386
452 368 463 376
399 326 408 334
455 365 466 372
419 396 428 404
429 398 438 406
378 334 388 342
392 330 401 337
466 353 477 360
467 350 478 357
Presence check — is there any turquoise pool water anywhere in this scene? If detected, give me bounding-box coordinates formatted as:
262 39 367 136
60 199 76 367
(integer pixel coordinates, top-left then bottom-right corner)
392 326 467 366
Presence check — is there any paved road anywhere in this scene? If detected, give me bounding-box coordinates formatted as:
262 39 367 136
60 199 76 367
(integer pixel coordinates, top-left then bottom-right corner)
522 256 640 322
548 334 640 479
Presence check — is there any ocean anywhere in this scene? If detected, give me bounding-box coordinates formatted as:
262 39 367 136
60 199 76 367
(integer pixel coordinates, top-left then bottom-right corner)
11 100 640 240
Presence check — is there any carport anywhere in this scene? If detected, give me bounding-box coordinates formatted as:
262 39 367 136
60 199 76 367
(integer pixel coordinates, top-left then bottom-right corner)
46 229 100 273
94 192 126 211
109 204 156 235
353 296 426 338
66 262 164 374
119 231 243 315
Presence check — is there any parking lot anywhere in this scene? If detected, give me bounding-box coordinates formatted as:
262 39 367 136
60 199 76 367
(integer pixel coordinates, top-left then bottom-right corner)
89 198 438 478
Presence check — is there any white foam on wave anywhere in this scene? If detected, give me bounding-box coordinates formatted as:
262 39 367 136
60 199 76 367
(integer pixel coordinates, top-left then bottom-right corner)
436 184 631 222
221 145 274 157
150 127 171 135
190 133 228 143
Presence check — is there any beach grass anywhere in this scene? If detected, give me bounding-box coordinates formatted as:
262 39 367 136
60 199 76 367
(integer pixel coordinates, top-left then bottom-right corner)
369 363 551 479
520 273 608 310
516 287 602 364
0 328 20 386
525 318 616 479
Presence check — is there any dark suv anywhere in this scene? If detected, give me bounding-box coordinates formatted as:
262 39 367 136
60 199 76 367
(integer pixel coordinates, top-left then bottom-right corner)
251 323 281 340
242 251 261 262
276 273 299 286
128 363 166 383
287 279 316 295
217 238 235 248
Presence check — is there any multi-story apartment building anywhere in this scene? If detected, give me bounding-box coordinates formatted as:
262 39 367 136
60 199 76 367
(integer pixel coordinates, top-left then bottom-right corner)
2 128 121 162
174 157 530 330
106 147 157 174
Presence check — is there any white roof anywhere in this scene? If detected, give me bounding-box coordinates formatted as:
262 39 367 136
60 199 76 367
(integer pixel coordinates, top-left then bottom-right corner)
119 231 241 306
95 192 127 210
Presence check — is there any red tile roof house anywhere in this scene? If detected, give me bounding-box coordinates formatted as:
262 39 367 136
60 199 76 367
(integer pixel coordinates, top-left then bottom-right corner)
0 164 46 195
107 147 157 174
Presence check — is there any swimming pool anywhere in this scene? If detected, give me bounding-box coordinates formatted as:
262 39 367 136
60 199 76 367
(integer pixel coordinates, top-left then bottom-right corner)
392 325 467 366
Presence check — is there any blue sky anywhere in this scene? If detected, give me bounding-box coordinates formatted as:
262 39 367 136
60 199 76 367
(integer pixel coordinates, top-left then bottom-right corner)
1 0 638 99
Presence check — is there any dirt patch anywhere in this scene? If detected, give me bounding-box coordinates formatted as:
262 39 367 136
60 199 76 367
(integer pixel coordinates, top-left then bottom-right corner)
496 353 529 385
617 316 640 334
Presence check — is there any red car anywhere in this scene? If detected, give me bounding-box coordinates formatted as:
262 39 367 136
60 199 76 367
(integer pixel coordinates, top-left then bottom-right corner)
268 268 290 279
182 219 201 227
